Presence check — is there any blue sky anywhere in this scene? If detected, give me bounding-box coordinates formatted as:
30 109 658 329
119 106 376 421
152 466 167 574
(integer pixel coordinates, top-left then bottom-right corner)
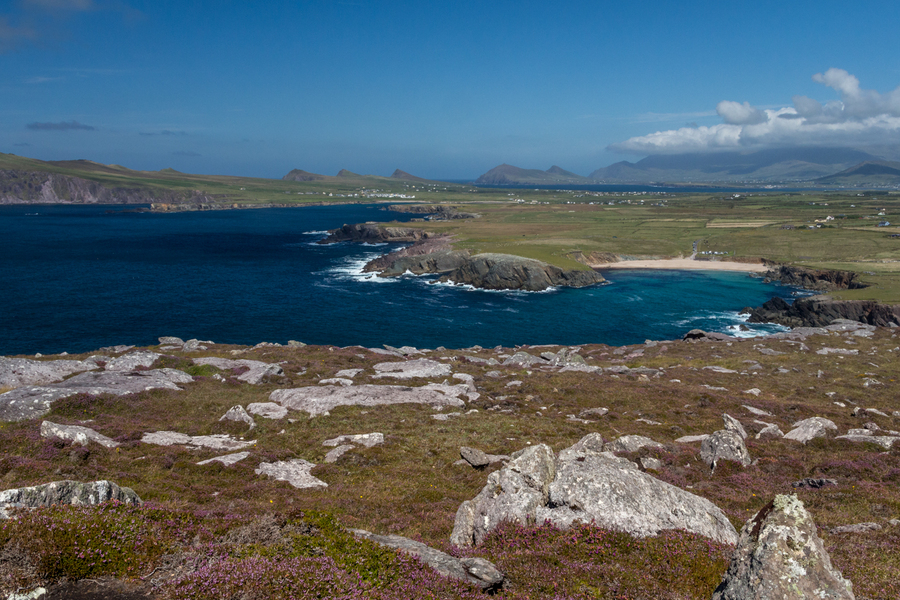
1 0 899 179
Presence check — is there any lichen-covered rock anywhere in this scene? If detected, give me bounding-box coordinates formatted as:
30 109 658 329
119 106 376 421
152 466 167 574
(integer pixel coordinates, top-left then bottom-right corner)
246 402 288 420
712 494 854 599
141 431 255 451
460 446 490 468
0 480 141 518
322 432 384 448
701 430 752 469
352 529 506 592
192 357 284 384
451 436 738 548
723 413 748 439
104 350 161 371
0 356 97 389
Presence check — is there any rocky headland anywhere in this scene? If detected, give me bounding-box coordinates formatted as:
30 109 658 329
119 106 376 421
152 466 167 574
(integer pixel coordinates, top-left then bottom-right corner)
320 222 606 291
1 322 899 598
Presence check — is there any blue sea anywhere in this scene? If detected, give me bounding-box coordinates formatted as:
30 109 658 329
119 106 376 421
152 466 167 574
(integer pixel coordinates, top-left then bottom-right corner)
0 204 800 355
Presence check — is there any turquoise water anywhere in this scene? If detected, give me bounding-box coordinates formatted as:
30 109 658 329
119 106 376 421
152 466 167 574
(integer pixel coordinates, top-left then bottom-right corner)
0 204 799 355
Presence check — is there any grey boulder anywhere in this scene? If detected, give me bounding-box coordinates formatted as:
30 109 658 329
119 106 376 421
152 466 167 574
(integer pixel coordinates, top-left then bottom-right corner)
0 356 97 389
372 359 452 379
104 351 161 371
712 494 854 599
722 413 748 439
784 417 838 443
701 430 752 469
192 357 285 384
40 420 119 448
604 434 664 453
451 435 738 548
220 405 255 428
0 480 141 519
255 459 327 489
352 529 505 592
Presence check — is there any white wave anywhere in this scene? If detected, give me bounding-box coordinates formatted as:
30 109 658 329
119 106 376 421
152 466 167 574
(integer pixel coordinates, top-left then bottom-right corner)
322 254 397 284
303 230 328 235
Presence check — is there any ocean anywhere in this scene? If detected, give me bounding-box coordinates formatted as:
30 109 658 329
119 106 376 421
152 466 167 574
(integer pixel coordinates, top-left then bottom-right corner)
0 204 800 355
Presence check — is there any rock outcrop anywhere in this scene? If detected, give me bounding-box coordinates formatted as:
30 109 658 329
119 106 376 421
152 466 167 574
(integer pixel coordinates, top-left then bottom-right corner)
712 494 854 599
763 265 866 292
0 356 98 388
40 420 119 448
450 434 738 548
784 417 837 444
0 480 141 518
255 459 327 489
319 223 431 244
269 384 466 417
436 253 605 291
351 529 506 592
747 295 900 328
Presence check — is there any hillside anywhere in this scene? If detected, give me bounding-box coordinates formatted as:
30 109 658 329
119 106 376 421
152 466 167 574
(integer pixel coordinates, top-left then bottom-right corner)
475 164 592 185
816 160 900 186
589 147 880 183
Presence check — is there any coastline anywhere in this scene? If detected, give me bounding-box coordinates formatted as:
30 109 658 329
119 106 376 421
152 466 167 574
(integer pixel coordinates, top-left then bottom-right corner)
596 258 768 273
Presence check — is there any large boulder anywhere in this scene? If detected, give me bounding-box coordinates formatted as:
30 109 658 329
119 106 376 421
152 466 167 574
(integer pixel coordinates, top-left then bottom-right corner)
701 430 752 469
784 417 838 443
450 435 738 548
0 480 141 518
712 494 854 599
372 359 452 380
351 529 505 592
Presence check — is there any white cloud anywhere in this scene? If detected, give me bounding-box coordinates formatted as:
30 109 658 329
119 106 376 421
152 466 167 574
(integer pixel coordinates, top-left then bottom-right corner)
610 69 900 154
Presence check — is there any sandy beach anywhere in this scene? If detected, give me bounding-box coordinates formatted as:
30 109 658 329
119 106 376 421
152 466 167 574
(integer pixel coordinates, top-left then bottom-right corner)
596 258 768 273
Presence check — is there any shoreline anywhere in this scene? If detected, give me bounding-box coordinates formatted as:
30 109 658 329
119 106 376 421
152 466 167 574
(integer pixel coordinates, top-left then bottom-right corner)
596 258 768 273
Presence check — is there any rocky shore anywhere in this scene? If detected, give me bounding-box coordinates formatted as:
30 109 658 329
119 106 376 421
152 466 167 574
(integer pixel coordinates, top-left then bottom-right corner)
321 222 606 291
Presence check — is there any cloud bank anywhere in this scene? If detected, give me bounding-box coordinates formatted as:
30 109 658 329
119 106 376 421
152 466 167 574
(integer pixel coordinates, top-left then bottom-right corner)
26 120 96 131
610 69 900 155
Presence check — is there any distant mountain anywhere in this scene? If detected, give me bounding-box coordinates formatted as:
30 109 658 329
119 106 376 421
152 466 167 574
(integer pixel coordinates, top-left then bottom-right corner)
390 169 432 183
282 169 325 182
589 147 881 183
475 164 591 185
336 169 360 178
816 160 900 186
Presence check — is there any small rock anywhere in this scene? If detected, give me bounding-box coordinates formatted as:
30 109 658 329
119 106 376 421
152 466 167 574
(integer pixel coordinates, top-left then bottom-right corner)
158 336 184 345
287 340 306 347
640 457 662 471
792 478 838 489
675 434 709 443
246 402 288 420
831 522 882 534
197 451 250 466
755 422 784 440
742 404 772 417
605 435 664 453
723 414 748 439
104 350 161 371
460 446 491 468
40 420 119 448
579 407 609 418
335 368 363 379
704 366 738 374
323 444 354 463
141 431 255 451
219 405 255 428
322 433 384 448
255 459 327 489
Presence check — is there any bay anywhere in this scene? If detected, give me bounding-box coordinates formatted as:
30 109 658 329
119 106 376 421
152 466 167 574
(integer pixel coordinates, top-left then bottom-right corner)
0 204 798 355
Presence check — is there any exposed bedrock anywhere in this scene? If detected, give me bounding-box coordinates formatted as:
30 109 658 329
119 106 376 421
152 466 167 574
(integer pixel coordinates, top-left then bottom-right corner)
762 265 866 291
436 253 606 291
318 222 435 244
747 295 900 328
333 223 606 291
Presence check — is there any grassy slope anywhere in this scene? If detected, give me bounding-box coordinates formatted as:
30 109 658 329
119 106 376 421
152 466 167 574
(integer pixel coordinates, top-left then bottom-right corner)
1 337 899 598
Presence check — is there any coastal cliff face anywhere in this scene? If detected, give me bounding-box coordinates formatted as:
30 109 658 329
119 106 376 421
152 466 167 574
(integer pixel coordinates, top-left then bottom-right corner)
385 204 480 220
762 265 866 291
437 253 605 291
0 170 213 205
323 223 605 291
319 223 434 244
747 296 900 328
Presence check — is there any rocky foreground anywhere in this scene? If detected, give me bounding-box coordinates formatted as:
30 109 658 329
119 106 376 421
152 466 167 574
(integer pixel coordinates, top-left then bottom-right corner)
1 325 899 599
